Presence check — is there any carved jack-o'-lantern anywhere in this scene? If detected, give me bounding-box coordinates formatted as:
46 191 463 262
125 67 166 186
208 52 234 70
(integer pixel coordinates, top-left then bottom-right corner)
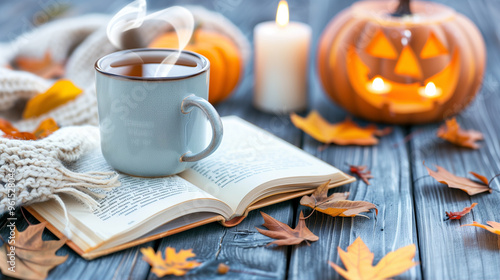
318 0 486 124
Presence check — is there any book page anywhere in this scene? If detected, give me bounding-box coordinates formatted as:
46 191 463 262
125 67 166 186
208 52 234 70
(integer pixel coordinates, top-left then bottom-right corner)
180 116 342 211
32 148 220 243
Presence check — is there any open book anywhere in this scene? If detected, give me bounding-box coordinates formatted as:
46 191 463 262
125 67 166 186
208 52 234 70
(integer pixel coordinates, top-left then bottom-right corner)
27 116 354 260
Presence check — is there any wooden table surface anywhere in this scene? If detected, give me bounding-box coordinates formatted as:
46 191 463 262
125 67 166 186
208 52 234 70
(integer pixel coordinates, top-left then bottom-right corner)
1 0 500 279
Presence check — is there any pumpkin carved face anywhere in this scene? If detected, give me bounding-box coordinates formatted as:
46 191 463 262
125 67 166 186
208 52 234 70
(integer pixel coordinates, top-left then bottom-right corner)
318 1 486 124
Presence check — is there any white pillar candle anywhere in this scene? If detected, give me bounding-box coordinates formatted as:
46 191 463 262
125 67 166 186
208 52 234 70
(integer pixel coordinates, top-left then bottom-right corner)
253 0 312 114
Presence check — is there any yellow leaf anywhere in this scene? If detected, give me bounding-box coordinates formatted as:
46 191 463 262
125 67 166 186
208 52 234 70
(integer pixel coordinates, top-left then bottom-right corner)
23 79 82 119
33 118 59 139
290 111 391 146
141 247 200 277
462 221 500 235
329 237 417 280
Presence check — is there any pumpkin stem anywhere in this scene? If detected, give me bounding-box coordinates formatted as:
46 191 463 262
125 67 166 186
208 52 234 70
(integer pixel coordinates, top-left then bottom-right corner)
392 0 412 17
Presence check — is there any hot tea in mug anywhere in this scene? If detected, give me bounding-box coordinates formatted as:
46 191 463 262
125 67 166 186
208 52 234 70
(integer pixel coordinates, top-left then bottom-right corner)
95 48 223 177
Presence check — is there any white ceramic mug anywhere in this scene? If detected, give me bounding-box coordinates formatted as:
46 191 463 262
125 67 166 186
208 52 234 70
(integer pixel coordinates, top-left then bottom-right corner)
95 48 223 177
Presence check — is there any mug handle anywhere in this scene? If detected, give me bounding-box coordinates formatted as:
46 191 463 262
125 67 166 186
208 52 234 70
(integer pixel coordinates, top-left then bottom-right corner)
180 94 223 162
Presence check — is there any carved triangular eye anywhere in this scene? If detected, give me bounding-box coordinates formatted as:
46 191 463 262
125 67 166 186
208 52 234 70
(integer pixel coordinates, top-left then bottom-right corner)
365 30 398 59
420 32 448 58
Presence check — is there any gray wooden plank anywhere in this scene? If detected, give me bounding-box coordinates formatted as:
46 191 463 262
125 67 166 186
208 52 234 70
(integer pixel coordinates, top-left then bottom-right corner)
146 1 311 278
145 92 300 280
146 64 301 280
288 1 421 279
288 86 421 278
409 0 500 279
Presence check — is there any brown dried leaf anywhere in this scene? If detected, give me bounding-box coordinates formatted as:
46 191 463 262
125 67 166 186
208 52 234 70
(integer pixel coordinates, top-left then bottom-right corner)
0 222 67 280
349 165 374 185
290 111 391 146
329 237 417 280
141 247 200 277
256 211 318 246
424 162 491 195
300 181 377 218
446 203 477 220
437 118 483 149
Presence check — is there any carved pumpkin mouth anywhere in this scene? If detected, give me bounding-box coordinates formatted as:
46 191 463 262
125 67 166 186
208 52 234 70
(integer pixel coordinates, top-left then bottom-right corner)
346 46 460 114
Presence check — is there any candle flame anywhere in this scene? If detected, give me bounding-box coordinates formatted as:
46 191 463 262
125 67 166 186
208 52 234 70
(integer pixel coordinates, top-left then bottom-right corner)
276 0 289 27
424 82 438 97
372 77 385 91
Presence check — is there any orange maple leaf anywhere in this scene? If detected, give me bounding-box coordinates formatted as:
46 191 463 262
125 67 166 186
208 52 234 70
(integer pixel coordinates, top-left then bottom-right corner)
329 237 417 280
0 118 59 140
462 221 500 235
424 162 491 195
0 222 68 280
140 247 201 277
437 118 483 149
290 111 391 146
446 203 477 220
33 118 59 139
256 211 319 246
15 51 65 79
300 180 377 218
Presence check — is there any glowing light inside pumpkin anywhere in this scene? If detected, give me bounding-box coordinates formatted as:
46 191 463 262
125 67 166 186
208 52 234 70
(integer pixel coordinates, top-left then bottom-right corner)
276 0 289 27
419 82 442 98
367 77 391 94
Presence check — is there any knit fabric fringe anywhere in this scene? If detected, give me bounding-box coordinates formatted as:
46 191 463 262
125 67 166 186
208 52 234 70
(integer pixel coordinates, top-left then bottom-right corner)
0 126 120 237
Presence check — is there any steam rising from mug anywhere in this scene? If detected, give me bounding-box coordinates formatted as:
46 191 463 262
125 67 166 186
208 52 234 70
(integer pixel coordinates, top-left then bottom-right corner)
106 0 194 77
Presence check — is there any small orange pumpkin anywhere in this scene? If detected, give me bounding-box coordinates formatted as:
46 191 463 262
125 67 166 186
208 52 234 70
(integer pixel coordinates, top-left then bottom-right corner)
318 0 486 124
149 29 242 104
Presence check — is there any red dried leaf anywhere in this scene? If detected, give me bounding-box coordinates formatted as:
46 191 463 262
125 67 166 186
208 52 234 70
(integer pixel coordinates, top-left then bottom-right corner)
349 165 374 185
446 203 477 220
